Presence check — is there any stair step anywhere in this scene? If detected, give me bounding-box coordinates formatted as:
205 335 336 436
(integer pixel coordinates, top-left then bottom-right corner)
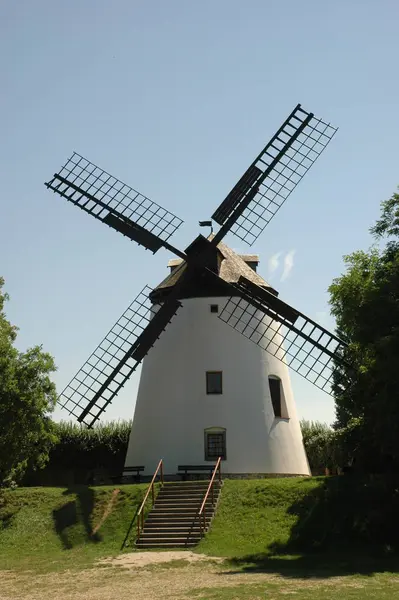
136 542 198 548
145 523 210 529
146 515 211 526
164 480 213 484
158 492 219 498
163 482 220 487
140 534 203 540
155 501 215 508
148 511 212 517
135 479 221 549
143 522 205 528
148 510 210 515
143 525 201 535
158 495 215 500
160 487 210 492
163 483 216 488
144 522 204 528
139 532 202 539
162 479 221 490
155 499 218 504
156 495 215 500
145 516 205 522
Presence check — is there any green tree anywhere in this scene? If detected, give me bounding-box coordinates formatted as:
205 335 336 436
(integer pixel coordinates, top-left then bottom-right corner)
0 278 58 485
329 190 399 472
300 420 341 473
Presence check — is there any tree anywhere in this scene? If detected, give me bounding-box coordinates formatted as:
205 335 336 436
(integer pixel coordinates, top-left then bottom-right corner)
328 190 399 472
0 278 58 485
300 420 341 473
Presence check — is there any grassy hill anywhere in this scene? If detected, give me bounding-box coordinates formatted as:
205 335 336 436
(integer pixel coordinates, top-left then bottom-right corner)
0 484 152 571
198 477 319 558
1 476 397 574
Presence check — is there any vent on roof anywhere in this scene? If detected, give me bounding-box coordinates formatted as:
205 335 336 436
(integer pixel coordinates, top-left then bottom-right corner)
168 258 183 274
240 256 259 273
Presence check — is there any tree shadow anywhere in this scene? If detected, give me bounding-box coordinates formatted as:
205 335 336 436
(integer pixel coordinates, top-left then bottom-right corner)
0 511 14 532
227 475 399 578
225 552 399 579
52 486 101 550
120 502 142 551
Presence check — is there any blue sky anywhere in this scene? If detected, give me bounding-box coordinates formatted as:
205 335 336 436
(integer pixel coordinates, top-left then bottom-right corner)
1 0 398 426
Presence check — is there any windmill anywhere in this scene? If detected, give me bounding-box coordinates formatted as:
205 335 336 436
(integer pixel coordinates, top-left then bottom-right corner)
45 103 348 477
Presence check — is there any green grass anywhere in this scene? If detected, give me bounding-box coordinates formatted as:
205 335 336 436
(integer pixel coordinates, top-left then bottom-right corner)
1 476 399 586
198 477 321 558
0 484 155 572
198 477 399 579
193 577 399 600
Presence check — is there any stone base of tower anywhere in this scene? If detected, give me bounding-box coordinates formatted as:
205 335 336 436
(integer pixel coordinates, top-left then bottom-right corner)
208 472 310 479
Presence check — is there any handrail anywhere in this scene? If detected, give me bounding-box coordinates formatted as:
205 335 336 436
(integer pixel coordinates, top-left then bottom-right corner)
137 459 164 539
198 457 222 537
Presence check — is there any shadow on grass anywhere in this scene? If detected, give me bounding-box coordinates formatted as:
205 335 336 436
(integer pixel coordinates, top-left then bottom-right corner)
120 501 142 551
227 475 399 578
52 486 101 550
0 511 14 532
225 552 399 578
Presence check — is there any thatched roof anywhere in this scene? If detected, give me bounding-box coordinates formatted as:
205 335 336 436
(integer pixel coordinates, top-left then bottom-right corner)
154 239 273 293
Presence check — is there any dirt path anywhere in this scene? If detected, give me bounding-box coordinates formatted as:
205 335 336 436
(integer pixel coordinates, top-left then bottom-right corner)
99 549 225 568
0 551 382 600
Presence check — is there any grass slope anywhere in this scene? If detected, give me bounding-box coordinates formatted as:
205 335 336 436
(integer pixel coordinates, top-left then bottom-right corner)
198 477 319 558
0 484 154 571
200 477 399 579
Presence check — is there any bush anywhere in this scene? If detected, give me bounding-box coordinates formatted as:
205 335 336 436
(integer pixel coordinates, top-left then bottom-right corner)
300 420 342 474
23 420 132 485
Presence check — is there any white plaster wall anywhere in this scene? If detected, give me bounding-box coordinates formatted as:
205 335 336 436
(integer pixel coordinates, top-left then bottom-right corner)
125 296 310 476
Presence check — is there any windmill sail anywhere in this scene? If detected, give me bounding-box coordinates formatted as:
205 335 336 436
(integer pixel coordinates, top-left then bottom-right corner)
218 276 349 394
45 152 183 252
58 285 181 427
212 104 337 246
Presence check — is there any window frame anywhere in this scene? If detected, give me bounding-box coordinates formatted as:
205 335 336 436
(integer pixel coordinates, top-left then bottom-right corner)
206 371 223 395
204 427 227 461
268 375 288 419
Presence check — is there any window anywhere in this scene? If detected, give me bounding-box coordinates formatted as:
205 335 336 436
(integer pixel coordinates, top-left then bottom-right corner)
205 428 226 460
269 376 282 418
206 371 223 394
210 304 219 313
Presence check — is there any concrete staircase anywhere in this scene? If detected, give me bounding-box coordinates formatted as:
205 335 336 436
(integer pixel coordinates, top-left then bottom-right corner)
136 480 222 548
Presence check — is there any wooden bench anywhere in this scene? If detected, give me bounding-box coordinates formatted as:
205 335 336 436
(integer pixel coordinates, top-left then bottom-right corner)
177 465 215 481
111 466 145 484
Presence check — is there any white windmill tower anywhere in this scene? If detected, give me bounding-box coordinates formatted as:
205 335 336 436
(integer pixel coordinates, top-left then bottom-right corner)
44 103 349 478
125 240 310 476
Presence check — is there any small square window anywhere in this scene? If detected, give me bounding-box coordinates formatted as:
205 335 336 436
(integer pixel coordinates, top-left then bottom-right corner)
206 371 223 394
210 304 219 313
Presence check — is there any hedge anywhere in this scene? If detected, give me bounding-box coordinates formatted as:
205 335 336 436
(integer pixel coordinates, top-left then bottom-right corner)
23 420 131 486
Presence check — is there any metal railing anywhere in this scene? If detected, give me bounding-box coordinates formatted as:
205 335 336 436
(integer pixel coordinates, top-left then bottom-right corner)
137 459 164 539
198 457 222 537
